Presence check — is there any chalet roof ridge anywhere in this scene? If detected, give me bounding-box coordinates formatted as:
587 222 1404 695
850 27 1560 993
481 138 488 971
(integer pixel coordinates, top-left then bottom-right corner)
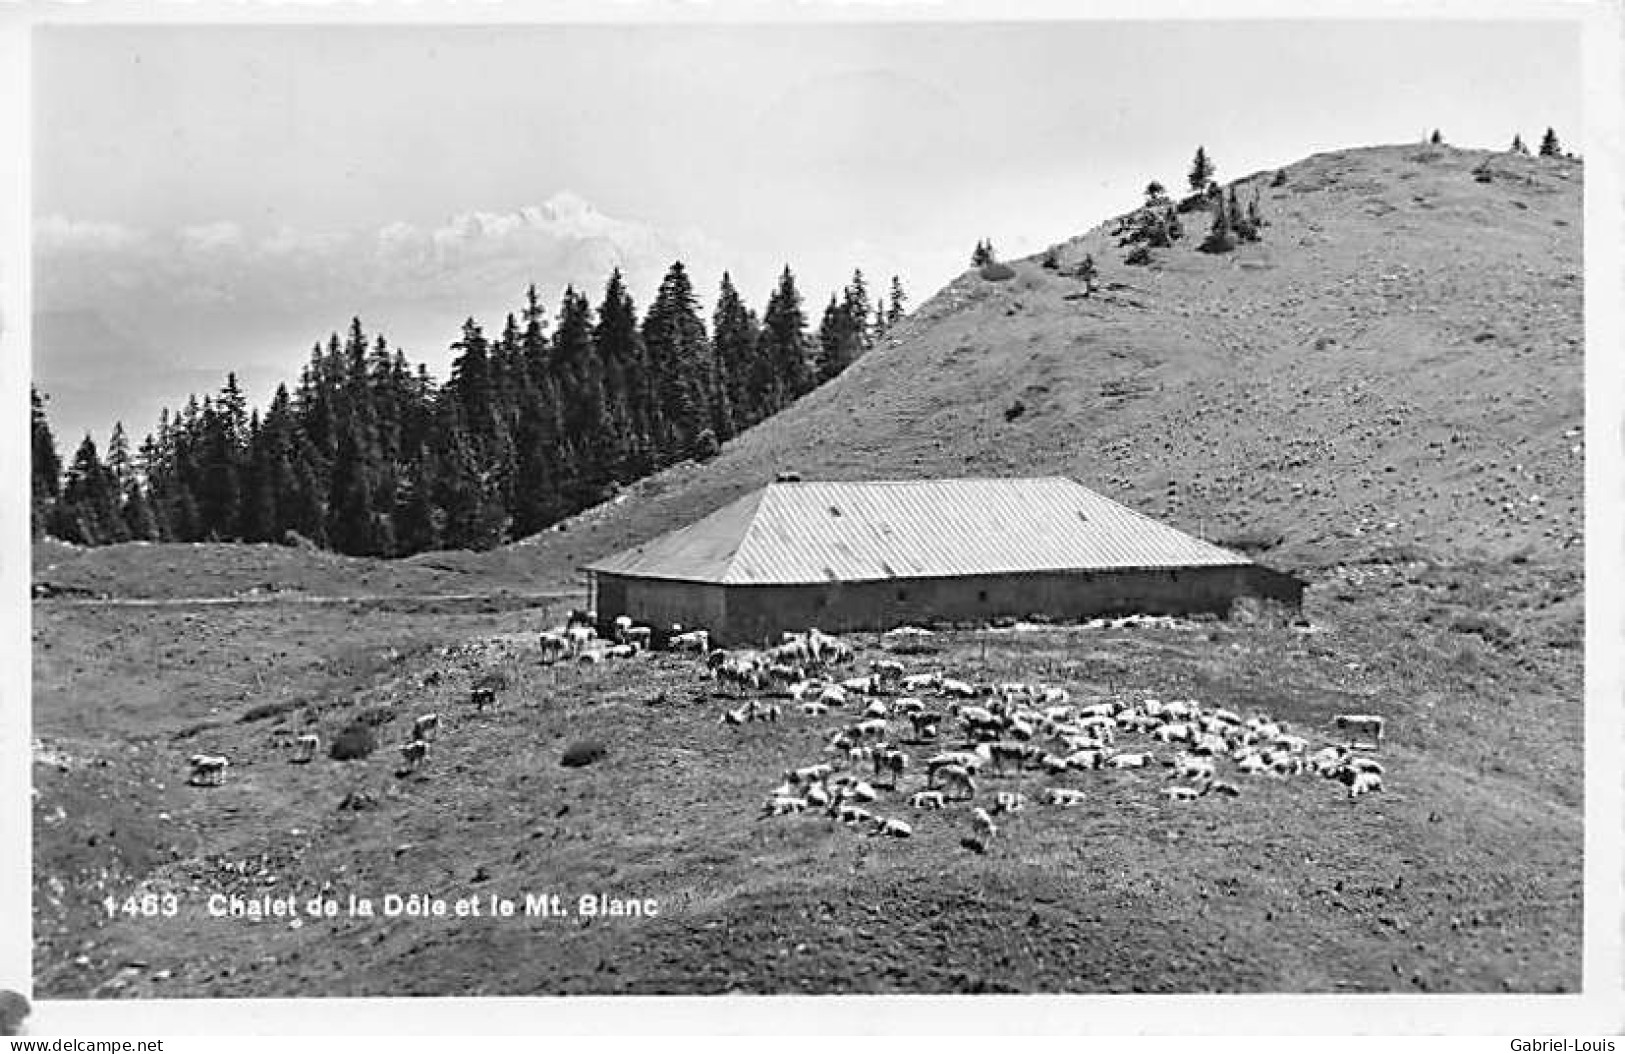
584 475 1250 585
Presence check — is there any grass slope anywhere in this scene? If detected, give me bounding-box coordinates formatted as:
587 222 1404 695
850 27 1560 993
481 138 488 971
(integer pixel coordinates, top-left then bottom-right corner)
31 142 1584 997
499 143 1582 586
31 538 553 601
33 589 1579 996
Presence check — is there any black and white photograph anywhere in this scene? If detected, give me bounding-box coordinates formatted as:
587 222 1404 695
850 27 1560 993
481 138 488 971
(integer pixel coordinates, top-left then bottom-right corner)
5 0 1622 1037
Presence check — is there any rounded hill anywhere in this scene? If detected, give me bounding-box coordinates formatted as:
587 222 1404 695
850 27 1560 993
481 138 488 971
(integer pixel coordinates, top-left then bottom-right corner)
499 142 1582 589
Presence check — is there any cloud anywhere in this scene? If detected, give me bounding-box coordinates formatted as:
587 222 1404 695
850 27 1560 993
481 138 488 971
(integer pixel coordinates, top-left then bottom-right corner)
178 220 244 254
360 192 725 307
34 215 145 254
34 192 732 323
33 195 745 446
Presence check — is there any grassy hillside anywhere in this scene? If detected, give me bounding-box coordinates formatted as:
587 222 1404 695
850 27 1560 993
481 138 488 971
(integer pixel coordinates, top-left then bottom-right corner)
31 141 1585 998
30 537 568 601
498 143 1582 586
33 598 1582 996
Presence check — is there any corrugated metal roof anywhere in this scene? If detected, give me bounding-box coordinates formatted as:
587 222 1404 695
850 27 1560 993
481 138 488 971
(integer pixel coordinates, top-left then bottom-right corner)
585 487 765 582
585 477 1251 585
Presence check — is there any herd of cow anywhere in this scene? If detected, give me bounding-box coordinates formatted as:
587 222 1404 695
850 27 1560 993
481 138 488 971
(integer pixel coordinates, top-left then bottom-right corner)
182 610 1388 860
693 626 1390 852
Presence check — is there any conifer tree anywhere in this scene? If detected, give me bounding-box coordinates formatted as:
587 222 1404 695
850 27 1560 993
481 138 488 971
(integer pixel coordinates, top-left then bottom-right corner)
842 270 872 353
519 283 551 384
704 331 733 449
1539 127 1561 157
1510 133 1528 154
283 441 327 547
509 372 565 538
1430 129 1444 145
643 261 714 463
105 421 133 492
101 421 157 541
57 248 912 558
195 398 241 540
431 413 485 550
491 313 521 416
886 276 907 327
816 294 862 384
758 266 812 411
172 484 203 543
552 287 613 502
238 413 278 544
395 448 444 554
219 372 249 450
1188 147 1215 192
121 479 160 542
31 387 61 536
448 318 493 440
594 269 648 473
55 435 126 545
712 272 760 436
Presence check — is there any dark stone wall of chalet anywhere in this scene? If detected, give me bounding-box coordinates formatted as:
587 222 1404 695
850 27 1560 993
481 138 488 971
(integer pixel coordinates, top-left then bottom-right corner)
595 564 1305 647
716 565 1303 647
592 575 726 634
1241 565 1308 607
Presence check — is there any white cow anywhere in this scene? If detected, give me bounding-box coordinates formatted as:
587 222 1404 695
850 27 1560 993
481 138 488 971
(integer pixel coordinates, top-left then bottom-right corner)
871 816 913 838
901 672 942 693
818 684 849 708
1348 771 1384 798
761 795 809 817
1173 754 1216 782
189 754 230 786
909 790 947 810
671 629 711 655
565 624 596 657
991 791 1027 815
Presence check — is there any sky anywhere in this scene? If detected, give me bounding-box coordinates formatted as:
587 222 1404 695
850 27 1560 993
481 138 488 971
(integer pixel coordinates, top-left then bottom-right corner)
31 17 1583 448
